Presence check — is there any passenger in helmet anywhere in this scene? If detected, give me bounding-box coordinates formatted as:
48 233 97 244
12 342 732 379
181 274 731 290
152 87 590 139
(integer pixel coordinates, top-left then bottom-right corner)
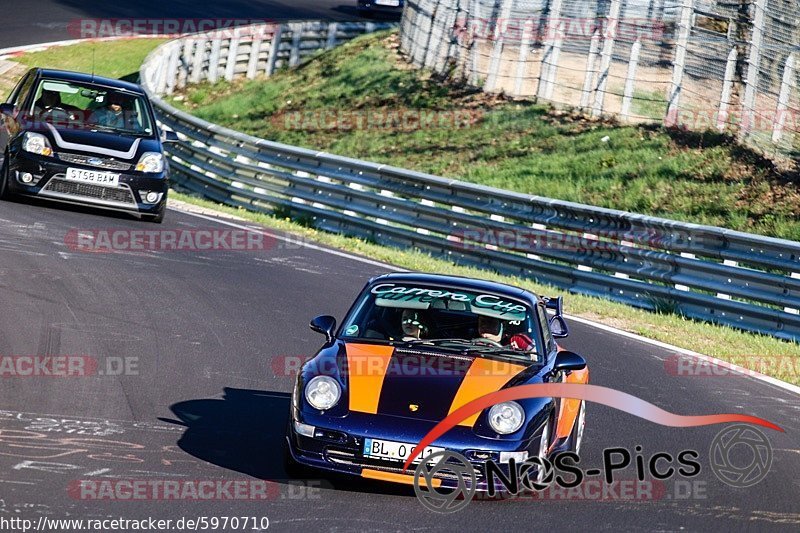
477 315 503 343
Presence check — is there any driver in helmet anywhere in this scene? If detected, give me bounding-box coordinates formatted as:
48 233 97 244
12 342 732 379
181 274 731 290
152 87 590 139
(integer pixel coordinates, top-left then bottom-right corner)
91 92 127 128
400 309 429 340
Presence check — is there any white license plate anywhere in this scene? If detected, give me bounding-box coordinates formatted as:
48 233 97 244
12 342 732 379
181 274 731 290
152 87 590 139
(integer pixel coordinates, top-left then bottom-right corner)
65 167 119 187
363 438 443 463
376 0 400 6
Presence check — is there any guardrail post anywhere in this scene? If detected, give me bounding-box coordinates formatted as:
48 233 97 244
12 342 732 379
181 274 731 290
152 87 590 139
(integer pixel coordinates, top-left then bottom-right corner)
716 45 738 131
485 0 515 91
289 23 302 67
224 34 240 81
326 22 338 49
513 19 535 96
620 38 642 121
664 0 693 127
580 29 601 109
592 0 622 117
771 52 796 143
537 0 565 99
266 25 283 75
207 34 223 83
741 0 765 139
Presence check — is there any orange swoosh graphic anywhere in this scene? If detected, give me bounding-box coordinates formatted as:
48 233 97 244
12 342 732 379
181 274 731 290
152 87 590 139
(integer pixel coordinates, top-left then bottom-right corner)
402 383 783 472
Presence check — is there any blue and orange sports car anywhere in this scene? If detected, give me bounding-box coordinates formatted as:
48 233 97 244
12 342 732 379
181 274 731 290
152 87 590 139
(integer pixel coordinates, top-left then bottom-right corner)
284 272 589 491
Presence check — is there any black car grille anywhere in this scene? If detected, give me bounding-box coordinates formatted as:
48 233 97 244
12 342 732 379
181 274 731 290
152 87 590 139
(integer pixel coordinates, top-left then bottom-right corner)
325 447 486 481
44 178 136 205
58 153 132 171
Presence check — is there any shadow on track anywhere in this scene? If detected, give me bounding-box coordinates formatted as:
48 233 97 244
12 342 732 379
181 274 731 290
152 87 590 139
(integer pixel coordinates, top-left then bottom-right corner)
165 387 413 497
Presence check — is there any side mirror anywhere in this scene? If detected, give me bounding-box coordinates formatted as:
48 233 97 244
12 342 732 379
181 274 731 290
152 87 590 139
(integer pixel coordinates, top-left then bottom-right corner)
549 315 569 338
0 103 16 116
553 350 586 373
161 130 179 143
310 315 337 343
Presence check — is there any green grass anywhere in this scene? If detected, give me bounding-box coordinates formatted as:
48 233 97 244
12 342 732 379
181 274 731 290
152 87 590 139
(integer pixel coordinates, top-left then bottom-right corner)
169 190 800 386
13 38 168 82
172 31 800 241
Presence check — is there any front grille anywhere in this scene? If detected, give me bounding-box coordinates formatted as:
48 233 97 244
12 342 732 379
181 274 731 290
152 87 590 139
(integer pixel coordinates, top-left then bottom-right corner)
58 153 132 171
325 448 485 481
43 178 136 205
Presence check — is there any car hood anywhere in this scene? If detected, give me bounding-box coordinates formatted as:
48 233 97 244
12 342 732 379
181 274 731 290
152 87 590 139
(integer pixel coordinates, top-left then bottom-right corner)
342 342 530 423
29 124 159 160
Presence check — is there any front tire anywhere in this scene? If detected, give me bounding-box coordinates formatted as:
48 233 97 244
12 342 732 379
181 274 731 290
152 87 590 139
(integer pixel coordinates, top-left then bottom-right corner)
0 154 11 201
568 400 586 456
144 202 165 223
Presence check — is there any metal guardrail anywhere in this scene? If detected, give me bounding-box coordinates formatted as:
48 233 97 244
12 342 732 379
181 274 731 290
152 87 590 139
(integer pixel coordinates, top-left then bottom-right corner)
140 21 800 342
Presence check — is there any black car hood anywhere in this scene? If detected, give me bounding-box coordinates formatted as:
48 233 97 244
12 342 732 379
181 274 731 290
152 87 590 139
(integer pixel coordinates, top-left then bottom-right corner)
29 123 159 161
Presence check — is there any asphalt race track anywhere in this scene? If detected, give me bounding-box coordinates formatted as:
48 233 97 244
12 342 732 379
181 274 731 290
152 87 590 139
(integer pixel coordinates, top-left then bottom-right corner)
0 0 363 49
0 195 797 531
1 3 799 531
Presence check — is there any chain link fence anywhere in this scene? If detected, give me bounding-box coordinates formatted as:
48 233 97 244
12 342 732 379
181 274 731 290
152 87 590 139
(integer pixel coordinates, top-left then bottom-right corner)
400 0 800 162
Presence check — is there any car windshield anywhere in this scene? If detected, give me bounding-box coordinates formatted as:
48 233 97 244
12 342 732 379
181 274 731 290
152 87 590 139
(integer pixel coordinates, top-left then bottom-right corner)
340 282 541 363
27 79 154 136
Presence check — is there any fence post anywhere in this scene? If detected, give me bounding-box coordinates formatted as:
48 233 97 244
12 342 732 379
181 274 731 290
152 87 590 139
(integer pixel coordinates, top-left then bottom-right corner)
580 29 601 109
716 45 738 131
772 52 797 142
289 23 303 67
469 0 481 85
592 0 622 117
190 38 206 83
164 42 180 95
326 22 338 49
537 0 565 99
224 33 240 81
485 0 515 92
620 38 642 121
543 22 565 99
266 25 283 75
665 0 693 127
423 0 446 68
207 34 222 83
513 19 535 96
246 35 263 79
741 0 766 138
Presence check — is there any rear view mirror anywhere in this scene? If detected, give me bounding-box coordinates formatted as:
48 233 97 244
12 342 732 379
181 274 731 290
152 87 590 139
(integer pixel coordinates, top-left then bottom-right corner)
553 350 586 373
310 315 337 343
549 315 569 338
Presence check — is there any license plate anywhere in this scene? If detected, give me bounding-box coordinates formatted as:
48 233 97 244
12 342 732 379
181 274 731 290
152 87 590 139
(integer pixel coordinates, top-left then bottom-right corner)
65 167 119 187
376 0 400 6
363 438 443 463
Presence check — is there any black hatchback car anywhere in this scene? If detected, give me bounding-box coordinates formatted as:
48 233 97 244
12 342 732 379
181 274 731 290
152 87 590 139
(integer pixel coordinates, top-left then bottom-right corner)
0 68 177 223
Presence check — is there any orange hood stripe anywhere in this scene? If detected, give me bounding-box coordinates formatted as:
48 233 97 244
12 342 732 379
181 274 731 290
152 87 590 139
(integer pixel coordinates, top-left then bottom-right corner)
448 358 527 427
345 343 394 414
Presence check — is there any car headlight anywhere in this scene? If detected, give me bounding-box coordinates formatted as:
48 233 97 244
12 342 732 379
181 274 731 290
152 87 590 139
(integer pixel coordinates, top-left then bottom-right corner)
305 376 341 411
135 152 164 173
22 132 53 156
488 401 525 434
